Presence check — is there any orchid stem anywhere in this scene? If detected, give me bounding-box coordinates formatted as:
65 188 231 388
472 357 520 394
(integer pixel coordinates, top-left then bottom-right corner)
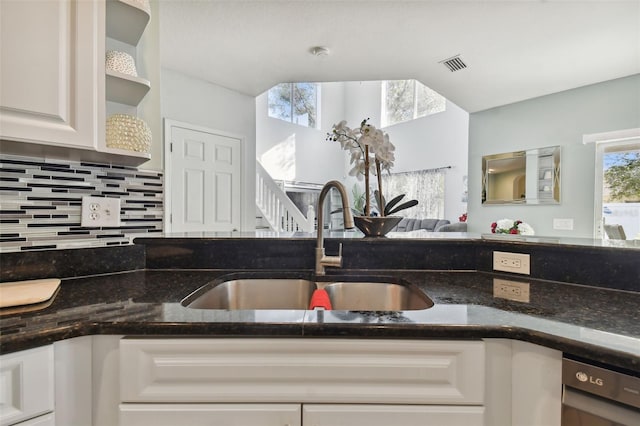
375 159 384 217
364 145 370 216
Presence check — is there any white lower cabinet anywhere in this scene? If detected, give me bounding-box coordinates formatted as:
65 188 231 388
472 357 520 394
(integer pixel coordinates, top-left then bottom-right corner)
118 338 486 425
119 403 484 426
0 346 54 426
13 413 55 426
303 404 484 426
119 338 484 404
119 403 301 426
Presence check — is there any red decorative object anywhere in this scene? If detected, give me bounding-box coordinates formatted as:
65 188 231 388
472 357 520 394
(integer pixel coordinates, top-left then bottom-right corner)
459 213 467 222
491 219 534 235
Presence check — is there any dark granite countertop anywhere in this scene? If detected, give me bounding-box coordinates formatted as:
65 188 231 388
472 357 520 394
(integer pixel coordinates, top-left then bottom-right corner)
1 269 638 373
137 230 640 250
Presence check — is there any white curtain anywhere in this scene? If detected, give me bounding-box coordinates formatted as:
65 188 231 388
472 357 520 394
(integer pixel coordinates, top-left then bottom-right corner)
381 169 445 218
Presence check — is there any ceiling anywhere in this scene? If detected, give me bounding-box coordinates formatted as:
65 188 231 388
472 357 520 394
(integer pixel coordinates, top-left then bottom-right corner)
159 0 640 113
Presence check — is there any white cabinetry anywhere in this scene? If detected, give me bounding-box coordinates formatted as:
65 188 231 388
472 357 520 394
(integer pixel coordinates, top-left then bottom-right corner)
484 339 562 426
0 0 102 151
54 337 92 426
303 404 484 426
120 404 302 426
0 346 54 426
11 414 54 426
119 338 486 426
103 0 151 161
0 0 153 164
511 340 562 426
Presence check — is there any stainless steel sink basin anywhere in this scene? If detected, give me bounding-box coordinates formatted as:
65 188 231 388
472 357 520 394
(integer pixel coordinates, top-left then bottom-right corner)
323 282 433 311
183 278 317 310
182 276 433 311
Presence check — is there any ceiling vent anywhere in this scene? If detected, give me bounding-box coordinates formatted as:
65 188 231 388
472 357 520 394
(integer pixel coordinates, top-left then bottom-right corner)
440 55 467 72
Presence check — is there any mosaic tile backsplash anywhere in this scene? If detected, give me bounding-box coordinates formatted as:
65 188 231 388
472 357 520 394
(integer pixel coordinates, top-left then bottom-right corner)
0 154 163 253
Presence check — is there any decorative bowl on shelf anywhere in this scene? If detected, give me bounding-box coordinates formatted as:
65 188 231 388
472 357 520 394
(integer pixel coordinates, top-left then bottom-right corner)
106 50 138 77
106 114 151 154
353 216 403 237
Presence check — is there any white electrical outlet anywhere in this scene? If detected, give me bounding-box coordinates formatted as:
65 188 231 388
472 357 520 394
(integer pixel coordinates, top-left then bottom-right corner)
493 251 530 275
81 196 121 227
493 278 530 303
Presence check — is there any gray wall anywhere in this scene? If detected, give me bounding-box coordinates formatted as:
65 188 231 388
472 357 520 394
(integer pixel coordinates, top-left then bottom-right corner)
161 68 257 232
468 74 640 237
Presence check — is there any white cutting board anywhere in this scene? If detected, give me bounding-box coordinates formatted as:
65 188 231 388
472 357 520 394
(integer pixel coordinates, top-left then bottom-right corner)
0 278 61 308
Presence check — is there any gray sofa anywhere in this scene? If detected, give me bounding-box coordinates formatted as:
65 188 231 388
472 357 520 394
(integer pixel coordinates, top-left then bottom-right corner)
435 222 467 232
392 218 450 232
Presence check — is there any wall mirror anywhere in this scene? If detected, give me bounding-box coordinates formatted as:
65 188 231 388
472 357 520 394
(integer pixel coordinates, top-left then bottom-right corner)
482 146 560 205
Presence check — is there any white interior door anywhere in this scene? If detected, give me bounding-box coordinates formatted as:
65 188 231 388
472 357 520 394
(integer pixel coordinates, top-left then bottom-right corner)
166 121 242 233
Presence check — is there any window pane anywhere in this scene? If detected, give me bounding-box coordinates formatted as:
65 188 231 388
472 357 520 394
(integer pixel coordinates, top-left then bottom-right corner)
268 83 292 121
384 80 415 126
381 170 446 218
416 81 446 117
292 82 317 128
267 82 318 128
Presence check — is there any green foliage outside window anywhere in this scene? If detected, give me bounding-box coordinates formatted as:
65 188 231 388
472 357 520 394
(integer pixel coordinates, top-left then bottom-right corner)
605 152 640 201
268 82 318 128
382 80 445 127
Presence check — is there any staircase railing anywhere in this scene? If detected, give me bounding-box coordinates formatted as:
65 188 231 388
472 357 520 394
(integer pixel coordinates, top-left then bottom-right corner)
256 161 314 233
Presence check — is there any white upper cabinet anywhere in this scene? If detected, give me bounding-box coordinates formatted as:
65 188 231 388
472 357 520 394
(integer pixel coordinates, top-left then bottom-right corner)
0 0 154 165
0 0 102 150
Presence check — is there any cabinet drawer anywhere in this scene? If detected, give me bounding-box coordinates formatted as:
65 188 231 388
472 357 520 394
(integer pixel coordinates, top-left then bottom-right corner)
120 338 484 404
119 403 301 426
0 346 54 426
303 404 485 426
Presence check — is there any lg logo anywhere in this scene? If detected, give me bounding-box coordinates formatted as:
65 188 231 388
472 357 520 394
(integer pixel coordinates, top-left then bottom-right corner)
576 371 604 386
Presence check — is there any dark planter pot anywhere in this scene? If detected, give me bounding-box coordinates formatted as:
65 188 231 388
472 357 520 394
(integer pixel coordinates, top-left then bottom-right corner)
353 215 403 237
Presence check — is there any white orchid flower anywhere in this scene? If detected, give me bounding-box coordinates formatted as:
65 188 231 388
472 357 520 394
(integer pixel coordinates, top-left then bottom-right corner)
348 161 368 180
333 120 348 133
328 118 403 216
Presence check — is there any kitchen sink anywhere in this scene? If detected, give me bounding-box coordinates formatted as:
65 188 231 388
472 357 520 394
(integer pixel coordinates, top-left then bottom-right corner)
182 275 433 311
183 278 317 310
323 281 433 310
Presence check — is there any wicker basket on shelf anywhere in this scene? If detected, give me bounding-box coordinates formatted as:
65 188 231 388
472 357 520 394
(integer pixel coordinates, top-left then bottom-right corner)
105 50 138 77
106 114 151 154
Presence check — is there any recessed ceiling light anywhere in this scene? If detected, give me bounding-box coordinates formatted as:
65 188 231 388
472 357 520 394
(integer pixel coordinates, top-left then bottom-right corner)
310 46 330 57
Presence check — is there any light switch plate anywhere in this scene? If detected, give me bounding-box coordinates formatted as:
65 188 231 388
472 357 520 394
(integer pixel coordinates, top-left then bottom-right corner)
553 218 574 230
81 196 121 227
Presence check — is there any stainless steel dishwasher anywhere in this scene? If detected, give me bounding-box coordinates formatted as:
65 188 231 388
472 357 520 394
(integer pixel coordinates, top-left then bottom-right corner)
562 357 640 425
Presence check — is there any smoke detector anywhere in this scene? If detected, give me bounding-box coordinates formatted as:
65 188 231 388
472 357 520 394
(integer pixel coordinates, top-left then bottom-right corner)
310 46 330 57
440 55 467 72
